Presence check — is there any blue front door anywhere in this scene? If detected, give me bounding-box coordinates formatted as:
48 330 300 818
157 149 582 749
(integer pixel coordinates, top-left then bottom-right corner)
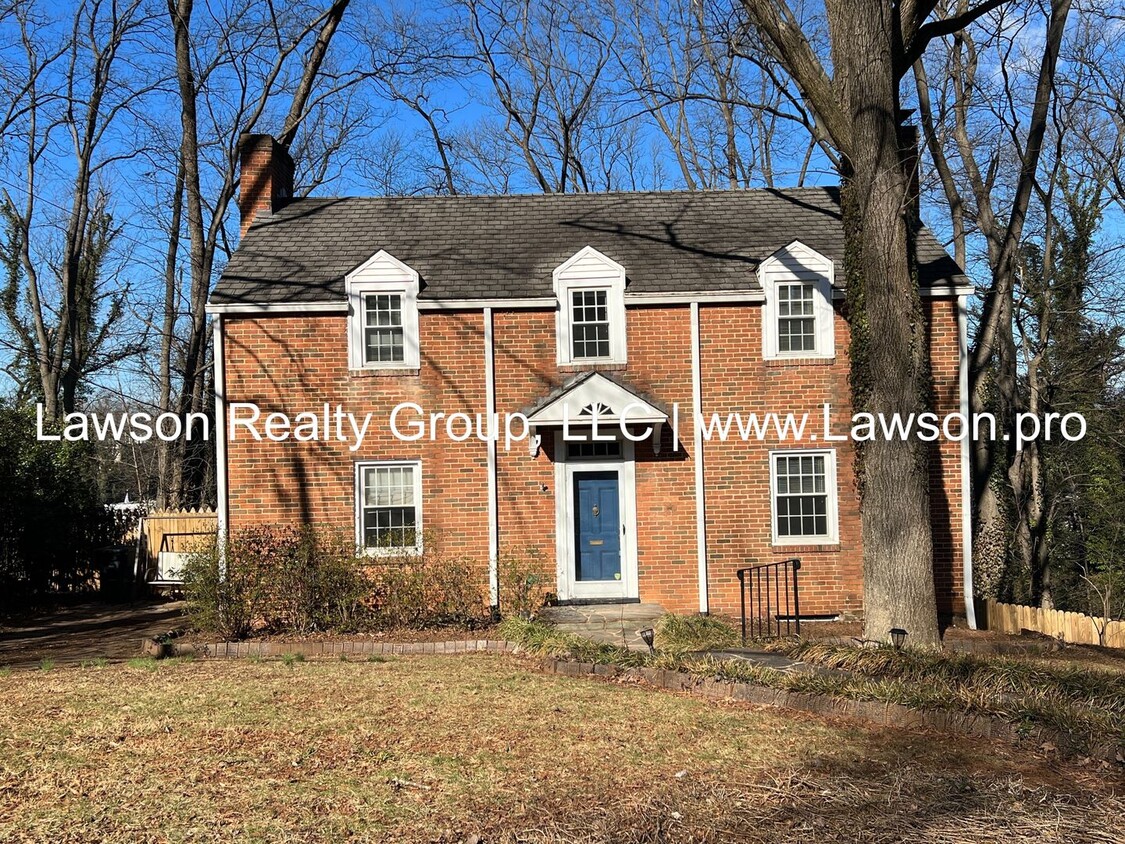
574 471 621 582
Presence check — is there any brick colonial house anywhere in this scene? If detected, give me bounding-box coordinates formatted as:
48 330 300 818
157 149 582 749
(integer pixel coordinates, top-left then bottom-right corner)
208 133 974 621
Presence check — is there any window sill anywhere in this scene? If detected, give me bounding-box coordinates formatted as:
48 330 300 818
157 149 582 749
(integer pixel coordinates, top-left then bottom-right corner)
770 542 841 553
359 546 424 558
350 367 421 378
558 362 628 373
763 357 836 368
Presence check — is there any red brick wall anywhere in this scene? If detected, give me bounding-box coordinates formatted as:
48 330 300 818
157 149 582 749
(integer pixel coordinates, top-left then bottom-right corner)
696 298 964 619
223 311 492 593
698 302 862 618
221 297 965 619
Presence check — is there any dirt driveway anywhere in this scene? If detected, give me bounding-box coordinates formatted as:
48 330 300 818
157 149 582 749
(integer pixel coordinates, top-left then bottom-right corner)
0 600 185 669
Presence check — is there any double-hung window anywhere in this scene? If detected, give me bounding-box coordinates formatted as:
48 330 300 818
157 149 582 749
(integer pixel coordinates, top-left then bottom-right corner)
554 246 627 365
770 449 838 544
776 282 817 353
357 461 422 552
570 289 612 359
347 250 420 371
363 293 405 363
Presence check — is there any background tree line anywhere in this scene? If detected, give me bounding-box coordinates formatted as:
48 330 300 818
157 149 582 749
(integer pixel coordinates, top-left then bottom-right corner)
0 0 1121 624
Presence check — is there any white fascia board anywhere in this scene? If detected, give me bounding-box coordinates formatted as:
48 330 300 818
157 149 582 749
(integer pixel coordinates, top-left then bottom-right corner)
208 289 774 315
830 285 977 300
625 290 764 305
205 301 349 314
418 297 555 310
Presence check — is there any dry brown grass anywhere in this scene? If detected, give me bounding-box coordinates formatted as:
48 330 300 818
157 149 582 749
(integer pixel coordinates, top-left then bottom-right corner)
0 654 1121 843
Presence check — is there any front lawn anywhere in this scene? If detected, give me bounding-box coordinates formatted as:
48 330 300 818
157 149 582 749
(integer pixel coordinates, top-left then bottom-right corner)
0 654 1120 843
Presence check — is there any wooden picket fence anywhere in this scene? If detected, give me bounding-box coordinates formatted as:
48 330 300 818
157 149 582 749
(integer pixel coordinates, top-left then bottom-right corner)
980 598 1125 649
140 508 218 585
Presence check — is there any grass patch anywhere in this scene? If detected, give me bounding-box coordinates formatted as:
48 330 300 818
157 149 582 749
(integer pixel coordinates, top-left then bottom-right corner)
655 613 739 653
36 658 54 671
0 656 1118 842
281 652 306 667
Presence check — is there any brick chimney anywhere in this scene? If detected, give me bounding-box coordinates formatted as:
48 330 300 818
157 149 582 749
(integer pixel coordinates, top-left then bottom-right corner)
237 133 294 238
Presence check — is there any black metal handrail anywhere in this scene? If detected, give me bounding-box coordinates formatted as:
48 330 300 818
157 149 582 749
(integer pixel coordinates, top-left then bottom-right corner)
736 558 801 643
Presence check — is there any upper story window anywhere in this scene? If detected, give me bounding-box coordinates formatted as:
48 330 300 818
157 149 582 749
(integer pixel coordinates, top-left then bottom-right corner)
347 250 420 370
363 293 405 363
760 241 835 360
554 246 627 365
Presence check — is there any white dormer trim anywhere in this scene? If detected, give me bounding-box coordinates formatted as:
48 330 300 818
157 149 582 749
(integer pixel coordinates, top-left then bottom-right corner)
760 240 835 360
346 250 421 370
553 246 628 365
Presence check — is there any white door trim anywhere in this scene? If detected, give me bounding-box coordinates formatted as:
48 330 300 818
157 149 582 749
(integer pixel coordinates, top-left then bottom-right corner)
553 432 639 601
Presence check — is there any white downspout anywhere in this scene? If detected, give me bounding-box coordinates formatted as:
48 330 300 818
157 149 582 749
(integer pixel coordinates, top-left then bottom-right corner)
958 294 977 629
691 302 709 614
484 307 500 611
213 315 229 579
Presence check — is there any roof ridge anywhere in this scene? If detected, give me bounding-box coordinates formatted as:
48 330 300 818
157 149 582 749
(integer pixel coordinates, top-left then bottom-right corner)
284 185 842 203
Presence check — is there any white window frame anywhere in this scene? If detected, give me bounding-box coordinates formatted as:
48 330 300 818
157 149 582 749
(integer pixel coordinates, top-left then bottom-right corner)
553 246 627 365
760 241 835 360
768 448 839 545
346 250 420 370
355 460 424 555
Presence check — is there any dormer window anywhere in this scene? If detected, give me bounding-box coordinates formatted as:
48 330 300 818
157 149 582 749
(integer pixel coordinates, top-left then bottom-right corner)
363 293 406 363
554 246 627 365
570 290 611 359
347 250 420 370
761 241 835 361
776 282 816 353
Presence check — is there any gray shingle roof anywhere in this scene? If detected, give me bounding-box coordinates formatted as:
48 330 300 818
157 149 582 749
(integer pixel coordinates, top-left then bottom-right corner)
210 187 967 305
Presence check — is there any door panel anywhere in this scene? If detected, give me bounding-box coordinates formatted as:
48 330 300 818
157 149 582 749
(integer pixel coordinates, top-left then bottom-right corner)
574 471 621 582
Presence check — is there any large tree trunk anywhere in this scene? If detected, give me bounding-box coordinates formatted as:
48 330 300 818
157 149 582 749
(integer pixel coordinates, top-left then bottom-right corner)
829 0 940 646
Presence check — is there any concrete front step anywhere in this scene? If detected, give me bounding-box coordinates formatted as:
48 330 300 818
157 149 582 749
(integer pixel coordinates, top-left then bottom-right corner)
539 602 665 651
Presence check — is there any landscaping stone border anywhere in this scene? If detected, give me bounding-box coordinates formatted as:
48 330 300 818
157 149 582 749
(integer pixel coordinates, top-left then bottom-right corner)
156 637 516 659
151 636 1123 766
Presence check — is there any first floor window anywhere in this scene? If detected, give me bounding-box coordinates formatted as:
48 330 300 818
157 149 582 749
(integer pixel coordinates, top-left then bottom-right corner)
358 462 421 551
771 450 836 542
570 289 611 359
363 293 405 363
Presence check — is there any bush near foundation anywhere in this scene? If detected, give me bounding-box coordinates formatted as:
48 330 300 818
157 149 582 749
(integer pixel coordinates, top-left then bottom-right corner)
182 525 489 637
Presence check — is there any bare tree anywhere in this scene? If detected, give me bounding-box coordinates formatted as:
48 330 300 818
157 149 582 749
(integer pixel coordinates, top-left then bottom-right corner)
913 0 1082 606
160 0 353 506
739 0 1044 647
610 0 833 189
1 0 153 419
460 0 616 193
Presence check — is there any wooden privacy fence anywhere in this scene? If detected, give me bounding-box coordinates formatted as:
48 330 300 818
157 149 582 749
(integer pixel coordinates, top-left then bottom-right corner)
980 598 1125 649
140 508 217 585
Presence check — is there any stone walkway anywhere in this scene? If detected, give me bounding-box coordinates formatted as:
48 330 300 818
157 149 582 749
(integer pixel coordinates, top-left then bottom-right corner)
538 603 831 674
538 602 666 650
